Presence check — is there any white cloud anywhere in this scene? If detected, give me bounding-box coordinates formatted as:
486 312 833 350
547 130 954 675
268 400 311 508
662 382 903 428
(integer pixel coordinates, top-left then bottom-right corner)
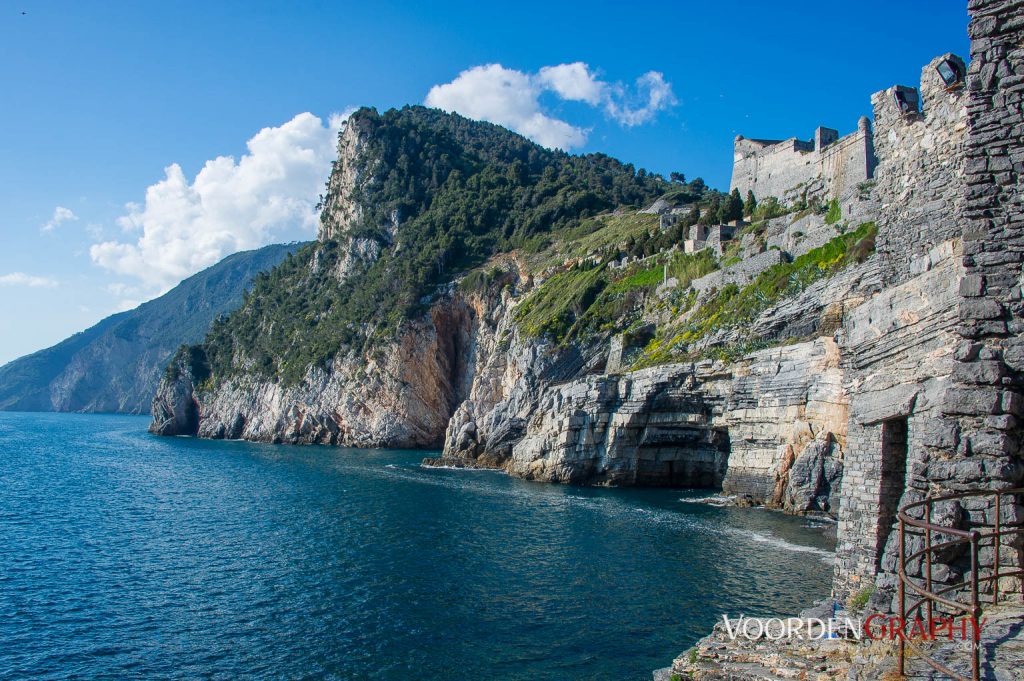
604 71 678 127
0 272 58 288
426 64 588 150
425 62 676 149
41 206 77 232
536 62 604 105
91 110 351 292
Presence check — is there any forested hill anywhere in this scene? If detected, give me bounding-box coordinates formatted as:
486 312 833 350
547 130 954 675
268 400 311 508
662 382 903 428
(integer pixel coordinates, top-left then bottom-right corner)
0 242 302 414
199 105 708 385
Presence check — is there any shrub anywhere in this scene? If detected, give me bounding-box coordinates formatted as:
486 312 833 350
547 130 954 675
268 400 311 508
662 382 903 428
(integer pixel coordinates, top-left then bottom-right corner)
825 198 842 225
846 584 876 613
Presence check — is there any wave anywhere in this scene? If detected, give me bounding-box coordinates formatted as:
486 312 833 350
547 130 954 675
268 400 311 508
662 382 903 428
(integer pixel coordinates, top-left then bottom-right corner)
721 526 834 563
363 460 834 562
418 463 506 474
681 494 736 506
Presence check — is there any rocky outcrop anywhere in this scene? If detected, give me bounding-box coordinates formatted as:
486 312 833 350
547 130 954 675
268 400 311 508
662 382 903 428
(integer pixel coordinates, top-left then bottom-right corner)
431 328 850 505
317 117 368 242
177 297 475 448
718 338 848 511
149 353 202 436
783 436 843 512
506 364 728 486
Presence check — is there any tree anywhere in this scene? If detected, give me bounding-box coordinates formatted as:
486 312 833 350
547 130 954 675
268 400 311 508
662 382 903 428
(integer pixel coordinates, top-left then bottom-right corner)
743 190 757 217
670 171 686 184
718 189 743 224
690 177 706 192
686 205 700 226
700 197 720 226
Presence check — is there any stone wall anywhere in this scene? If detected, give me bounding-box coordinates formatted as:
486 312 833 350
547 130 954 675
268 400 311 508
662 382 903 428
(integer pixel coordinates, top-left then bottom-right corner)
872 54 969 282
940 0 1024 595
833 242 962 594
691 249 784 294
729 120 876 205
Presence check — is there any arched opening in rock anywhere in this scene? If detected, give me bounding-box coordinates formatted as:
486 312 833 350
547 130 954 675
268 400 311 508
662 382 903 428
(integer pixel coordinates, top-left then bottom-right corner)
635 426 731 488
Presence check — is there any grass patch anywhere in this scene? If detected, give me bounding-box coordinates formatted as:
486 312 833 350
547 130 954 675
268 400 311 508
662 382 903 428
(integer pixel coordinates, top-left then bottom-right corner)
607 264 665 293
847 584 876 614
514 249 719 343
634 222 877 366
825 198 842 225
514 265 607 342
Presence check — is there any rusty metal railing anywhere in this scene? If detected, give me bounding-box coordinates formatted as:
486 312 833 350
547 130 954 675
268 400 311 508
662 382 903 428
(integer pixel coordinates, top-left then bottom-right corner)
898 487 1024 680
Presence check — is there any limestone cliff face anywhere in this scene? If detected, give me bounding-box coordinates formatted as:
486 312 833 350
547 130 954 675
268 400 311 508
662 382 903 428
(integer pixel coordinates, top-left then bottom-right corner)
149 107 878 511
317 116 368 243
505 365 728 486
436 321 849 507
150 353 203 436
163 297 474 448
717 338 847 512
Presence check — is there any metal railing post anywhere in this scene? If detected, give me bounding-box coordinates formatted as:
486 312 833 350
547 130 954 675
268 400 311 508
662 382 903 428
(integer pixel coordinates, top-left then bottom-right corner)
970 530 981 681
899 515 906 677
926 502 933 622
994 492 1001 605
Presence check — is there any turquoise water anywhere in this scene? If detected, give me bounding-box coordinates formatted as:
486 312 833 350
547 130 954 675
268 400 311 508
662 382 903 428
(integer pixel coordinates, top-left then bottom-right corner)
0 412 834 680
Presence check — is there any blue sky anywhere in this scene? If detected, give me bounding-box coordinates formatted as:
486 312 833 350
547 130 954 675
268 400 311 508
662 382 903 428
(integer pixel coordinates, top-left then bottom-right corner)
0 0 969 365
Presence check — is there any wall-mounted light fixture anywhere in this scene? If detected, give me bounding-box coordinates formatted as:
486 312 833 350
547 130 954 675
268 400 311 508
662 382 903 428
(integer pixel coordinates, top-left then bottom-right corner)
935 58 965 89
893 86 920 117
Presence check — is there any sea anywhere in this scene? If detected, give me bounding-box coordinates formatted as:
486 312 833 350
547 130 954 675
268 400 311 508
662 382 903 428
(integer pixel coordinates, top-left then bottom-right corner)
0 412 834 680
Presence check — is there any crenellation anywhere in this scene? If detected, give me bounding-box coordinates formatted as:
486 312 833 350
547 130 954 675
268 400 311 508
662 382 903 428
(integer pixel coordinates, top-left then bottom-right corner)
872 53 970 285
729 120 876 207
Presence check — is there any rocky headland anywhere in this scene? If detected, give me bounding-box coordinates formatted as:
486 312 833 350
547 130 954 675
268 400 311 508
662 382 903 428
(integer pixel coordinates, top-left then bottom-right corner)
151 2 1024 675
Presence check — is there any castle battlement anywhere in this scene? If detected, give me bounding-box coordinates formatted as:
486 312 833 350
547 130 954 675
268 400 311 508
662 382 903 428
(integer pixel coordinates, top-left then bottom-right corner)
729 119 876 205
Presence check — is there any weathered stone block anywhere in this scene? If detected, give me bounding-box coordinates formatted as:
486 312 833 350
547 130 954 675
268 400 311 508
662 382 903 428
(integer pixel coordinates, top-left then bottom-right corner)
960 298 1004 319
943 387 1003 415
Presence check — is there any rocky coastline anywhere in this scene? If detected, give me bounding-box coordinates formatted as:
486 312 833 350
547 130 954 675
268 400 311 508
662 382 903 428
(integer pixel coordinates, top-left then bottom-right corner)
149 3 1024 676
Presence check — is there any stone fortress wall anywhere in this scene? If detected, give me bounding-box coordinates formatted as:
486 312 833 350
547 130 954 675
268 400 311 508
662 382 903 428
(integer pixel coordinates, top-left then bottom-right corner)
724 25 1021 603
834 19 1024 603
872 53 970 277
666 8 1024 673
729 118 877 205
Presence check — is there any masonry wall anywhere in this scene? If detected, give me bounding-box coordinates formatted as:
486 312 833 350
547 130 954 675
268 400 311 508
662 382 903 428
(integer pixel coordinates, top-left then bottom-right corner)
872 54 969 282
691 249 784 295
730 137 813 202
940 0 1024 595
729 123 875 205
834 3 1024 601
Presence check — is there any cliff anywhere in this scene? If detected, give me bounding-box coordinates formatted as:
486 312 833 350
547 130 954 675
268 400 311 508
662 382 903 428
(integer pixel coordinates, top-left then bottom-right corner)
0 242 300 414
149 103 877 515
150 106 674 446
149 51 1011 530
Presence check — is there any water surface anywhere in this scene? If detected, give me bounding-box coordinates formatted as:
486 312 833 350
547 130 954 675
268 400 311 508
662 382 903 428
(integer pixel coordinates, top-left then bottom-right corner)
0 412 833 680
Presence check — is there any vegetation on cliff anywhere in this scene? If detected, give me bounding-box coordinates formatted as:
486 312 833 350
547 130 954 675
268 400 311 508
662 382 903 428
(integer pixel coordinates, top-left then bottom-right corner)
637 221 877 365
199 106 701 385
